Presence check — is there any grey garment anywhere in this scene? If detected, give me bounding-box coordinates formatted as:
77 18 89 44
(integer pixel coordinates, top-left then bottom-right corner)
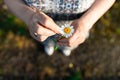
23 0 95 26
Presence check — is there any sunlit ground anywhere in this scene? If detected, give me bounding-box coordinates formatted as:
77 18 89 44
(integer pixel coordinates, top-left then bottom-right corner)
0 0 120 80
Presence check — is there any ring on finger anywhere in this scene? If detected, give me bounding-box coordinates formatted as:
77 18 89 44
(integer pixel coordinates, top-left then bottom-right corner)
34 32 38 37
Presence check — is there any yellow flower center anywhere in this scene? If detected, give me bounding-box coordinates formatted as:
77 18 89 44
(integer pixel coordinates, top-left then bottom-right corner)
64 27 71 34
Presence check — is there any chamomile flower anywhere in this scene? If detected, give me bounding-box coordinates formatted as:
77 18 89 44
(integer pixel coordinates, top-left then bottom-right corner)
60 24 74 38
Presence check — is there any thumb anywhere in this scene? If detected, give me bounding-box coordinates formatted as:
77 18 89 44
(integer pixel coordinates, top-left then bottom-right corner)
33 11 62 34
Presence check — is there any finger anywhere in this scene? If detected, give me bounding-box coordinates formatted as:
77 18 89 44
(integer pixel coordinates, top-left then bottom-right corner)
58 34 80 47
58 32 78 44
69 32 87 46
29 22 55 36
58 38 69 43
58 38 77 47
71 32 87 46
38 35 48 42
35 23 56 36
33 12 62 34
57 42 68 47
71 37 85 46
30 31 47 42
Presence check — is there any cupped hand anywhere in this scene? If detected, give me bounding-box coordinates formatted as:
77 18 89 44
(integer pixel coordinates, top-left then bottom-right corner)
28 11 61 42
57 19 90 47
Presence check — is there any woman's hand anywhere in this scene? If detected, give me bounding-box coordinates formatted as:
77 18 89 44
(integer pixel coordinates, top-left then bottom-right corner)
4 0 61 42
57 0 116 47
57 19 90 47
28 11 61 42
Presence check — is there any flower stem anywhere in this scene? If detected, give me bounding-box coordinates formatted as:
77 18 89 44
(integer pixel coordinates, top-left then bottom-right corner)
54 45 59 51
53 38 59 51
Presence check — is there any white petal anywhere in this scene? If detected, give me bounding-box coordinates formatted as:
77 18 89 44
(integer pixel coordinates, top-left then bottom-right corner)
61 25 64 28
71 26 73 28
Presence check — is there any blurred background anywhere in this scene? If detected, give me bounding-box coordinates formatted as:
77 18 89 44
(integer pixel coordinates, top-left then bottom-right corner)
0 0 120 80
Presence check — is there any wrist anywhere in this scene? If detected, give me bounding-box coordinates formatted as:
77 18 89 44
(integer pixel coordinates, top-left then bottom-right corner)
77 18 93 32
23 7 36 26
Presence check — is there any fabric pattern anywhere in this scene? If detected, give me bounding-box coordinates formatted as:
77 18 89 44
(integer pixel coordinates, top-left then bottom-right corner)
23 0 95 26
23 0 95 13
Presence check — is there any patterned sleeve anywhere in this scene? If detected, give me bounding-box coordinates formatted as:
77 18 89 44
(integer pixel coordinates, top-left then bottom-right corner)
23 0 40 9
23 0 33 6
23 0 95 14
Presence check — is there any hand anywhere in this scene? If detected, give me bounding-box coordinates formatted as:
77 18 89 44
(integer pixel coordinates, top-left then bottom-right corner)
57 19 90 47
28 11 61 42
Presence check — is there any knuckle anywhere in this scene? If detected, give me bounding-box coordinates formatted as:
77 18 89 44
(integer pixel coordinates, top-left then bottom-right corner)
42 17 53 26
36 28 42 34
39 37 43 42
42 18 49 26
67 39 76 47
46 16 52 21
49 18 53 22
68 42 73 47
39 39 43 42
39 36 45 42
79 38 85 44
81 39 85 43
68 40 72 43
42 20 46 25
68 43 73 47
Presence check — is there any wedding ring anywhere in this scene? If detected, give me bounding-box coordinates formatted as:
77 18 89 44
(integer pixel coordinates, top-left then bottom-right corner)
34 32 38 37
